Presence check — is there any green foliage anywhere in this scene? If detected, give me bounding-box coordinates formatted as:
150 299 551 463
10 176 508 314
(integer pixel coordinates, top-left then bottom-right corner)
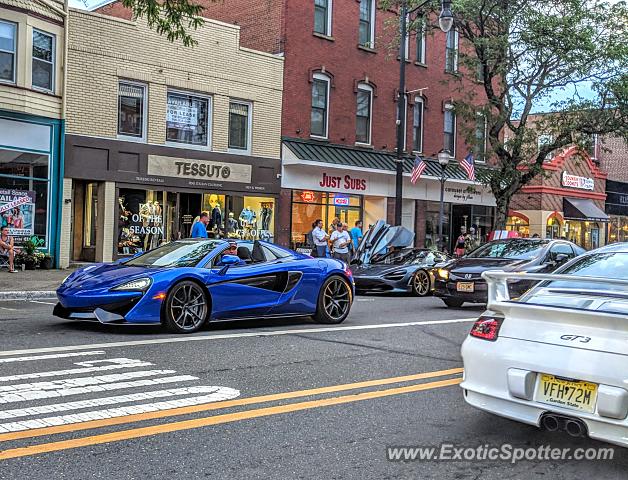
121 0 207 47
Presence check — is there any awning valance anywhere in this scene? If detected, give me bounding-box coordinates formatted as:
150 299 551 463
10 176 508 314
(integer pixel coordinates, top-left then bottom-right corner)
563 197 609 223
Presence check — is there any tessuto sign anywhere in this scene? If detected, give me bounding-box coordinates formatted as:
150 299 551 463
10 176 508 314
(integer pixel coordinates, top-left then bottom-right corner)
562 171 594 191
319 173 367 191
147 155 252 184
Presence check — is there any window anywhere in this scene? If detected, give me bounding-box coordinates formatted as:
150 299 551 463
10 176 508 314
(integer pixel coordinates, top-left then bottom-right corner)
311 74 330 138
0 20 16 83
445 29 458 73
444 103 456 155
314 0 332 36
355 84 372 144
32 30 55 91
475 113 487 162
396 94 408 151
404 14 410 60
416 20 426 64
118 82 146 139
228 100 252 152
166 91 210 147
412 97 424 153
359 0 375 47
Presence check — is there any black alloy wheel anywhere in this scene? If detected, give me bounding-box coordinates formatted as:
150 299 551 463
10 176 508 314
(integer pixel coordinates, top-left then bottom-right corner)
163 280 209 333
314 275 352 324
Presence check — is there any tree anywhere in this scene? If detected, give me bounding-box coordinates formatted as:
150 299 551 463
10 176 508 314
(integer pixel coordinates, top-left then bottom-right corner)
119 0 206 47
382 0 628 229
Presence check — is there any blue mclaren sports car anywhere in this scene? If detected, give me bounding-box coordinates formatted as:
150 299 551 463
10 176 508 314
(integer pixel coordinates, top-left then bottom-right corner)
55 239 354 333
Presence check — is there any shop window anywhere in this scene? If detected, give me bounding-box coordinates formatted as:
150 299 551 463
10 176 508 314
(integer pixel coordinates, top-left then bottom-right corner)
228 101 252 152
0 176 48 246
546 217 561 239
0 20 16 83
0 150 48 179
413 97 424 153
166 91 210 147
118 82 146 139
314 0 332 36
506 215 529 237
609 216 628 243
358 0 375 48
311 74 330 138
118 189 165 255
356 84 372 145
443 103 456 155
32 29 55 92
83 182 98 248
445 29 458 73
425 201 449 250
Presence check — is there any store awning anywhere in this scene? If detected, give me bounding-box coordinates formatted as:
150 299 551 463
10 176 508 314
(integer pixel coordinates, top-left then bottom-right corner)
282 137 495 183
563 197 609 222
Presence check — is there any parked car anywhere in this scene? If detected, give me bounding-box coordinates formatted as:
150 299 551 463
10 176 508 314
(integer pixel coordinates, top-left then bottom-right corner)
460 242 628 447
351 220 451 296
55 239 354 333
434 238 585 307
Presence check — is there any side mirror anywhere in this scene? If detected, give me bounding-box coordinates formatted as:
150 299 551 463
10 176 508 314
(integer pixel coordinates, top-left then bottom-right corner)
217 254 241 275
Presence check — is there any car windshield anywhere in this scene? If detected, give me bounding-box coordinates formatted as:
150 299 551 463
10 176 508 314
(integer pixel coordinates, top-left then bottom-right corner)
125 240 221 268
466 240 548 260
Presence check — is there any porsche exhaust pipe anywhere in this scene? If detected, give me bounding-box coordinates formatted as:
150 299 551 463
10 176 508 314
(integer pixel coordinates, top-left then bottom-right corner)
540 414 560 432
565 419 587 438
540 413 587 437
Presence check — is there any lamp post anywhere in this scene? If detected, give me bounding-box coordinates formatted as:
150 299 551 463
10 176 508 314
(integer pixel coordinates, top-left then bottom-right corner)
394 0 454 227
437 148 452 251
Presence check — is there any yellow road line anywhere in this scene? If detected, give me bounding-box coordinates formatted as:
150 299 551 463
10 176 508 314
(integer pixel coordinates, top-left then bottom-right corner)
0 377 462 461
0 367 462 443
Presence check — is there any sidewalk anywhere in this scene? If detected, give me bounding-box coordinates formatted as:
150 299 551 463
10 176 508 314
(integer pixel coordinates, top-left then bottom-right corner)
0 268 77 301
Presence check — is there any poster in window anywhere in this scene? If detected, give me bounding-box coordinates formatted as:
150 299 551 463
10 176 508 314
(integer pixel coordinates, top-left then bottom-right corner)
167 99 198 130
0 189 36 239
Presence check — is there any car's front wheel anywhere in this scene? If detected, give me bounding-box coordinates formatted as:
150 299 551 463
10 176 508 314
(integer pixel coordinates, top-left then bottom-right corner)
443 298 464 308
411 269 431 297
314 275 352 324
163 280 209 333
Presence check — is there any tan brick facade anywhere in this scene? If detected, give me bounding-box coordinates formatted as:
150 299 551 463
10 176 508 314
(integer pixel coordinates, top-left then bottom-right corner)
65 9 284 159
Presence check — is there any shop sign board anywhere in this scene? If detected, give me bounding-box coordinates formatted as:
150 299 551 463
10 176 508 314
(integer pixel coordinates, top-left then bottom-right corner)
562 171 594 191
148 155 252 184
319 172 367 191
0 189 35 239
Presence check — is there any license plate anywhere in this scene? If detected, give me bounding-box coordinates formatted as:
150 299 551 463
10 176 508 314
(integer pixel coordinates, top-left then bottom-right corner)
535 374 598 413
456 282 474 292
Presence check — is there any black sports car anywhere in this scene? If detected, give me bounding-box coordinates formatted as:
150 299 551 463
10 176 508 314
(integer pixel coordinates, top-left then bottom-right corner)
434 238 586 307
352 220 451 296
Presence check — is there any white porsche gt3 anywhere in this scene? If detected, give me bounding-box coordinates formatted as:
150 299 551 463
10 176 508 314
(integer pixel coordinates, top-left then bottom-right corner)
461 242 628 448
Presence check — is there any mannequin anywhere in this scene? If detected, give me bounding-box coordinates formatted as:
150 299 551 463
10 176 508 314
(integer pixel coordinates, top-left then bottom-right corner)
210 202 222 230
227 212 238 232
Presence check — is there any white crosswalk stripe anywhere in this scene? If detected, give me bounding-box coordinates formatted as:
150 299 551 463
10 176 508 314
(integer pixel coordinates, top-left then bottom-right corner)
0 351 106 364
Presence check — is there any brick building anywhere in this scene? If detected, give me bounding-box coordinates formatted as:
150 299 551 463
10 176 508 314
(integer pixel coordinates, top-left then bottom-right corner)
60 8 284 266
0 0 67 265
598 135 628 243
97 0 495 252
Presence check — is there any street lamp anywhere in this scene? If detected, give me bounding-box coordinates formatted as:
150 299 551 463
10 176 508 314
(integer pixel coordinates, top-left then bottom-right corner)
437 148 452 251
395 0 454 227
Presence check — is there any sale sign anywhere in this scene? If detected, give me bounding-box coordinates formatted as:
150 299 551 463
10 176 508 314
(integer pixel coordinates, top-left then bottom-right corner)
0 188 36 239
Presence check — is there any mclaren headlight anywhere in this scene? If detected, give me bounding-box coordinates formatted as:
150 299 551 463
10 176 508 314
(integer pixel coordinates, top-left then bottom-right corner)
112 277 152 292
437 268 450 281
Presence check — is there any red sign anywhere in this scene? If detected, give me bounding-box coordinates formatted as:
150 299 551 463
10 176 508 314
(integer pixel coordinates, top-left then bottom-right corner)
300 190 316 202
319 173 367 191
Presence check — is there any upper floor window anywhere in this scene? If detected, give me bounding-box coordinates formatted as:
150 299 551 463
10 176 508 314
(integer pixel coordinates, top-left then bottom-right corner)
314 0 332 36
445 29 458 73
0 20 17 83
311 73 330 138
416 20 426 64
166 91 211 147
396 93 408 151
444 103 456 155
32 29 55 92
412 96 424 153
229 100 252 153
356 83 372 144
359 0 375 48
475 113 487 162
118 82 146 140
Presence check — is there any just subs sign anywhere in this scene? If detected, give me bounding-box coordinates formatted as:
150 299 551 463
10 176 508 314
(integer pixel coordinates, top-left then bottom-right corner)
147 155 252 184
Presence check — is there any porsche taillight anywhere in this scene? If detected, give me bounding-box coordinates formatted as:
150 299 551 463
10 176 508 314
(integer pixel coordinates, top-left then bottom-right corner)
469 316 504 341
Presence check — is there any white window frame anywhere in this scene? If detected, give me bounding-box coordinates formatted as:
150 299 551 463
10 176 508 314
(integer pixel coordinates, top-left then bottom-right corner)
475 112 487 163
227 99 253 155
416 22 426 64
31 28 56 93
445 29 459 73
314 0 333 36
165 89 212 150
412 96 424 154
358 0 376 48
117 81 147 142
444 102 456 156
311 72 330 139
0 20 17 85
355 83 373 146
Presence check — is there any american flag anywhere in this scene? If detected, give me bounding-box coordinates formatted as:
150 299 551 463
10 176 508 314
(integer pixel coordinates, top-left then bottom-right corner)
410 156 427 184
460 153 476 181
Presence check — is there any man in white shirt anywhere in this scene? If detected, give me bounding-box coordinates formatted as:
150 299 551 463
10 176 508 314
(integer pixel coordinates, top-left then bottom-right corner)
311 219 328 258
330 222 351 264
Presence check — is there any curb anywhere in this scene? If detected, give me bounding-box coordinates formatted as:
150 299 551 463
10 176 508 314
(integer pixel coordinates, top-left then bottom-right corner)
0 291 56 302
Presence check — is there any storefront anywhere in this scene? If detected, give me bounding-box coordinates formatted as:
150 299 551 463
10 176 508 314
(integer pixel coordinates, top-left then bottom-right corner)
0 113 64 263
280 138 496 252
65 136 280 262
606 180 628 244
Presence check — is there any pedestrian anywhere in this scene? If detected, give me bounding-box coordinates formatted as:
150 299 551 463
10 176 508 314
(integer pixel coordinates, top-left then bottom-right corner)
350 220 363 250
330 222 351 264
311 219 328 258
454 227 466 257
465 227 479 254
531 233 540 238
190 212 209 238
0 226 18 273
329 217 340 233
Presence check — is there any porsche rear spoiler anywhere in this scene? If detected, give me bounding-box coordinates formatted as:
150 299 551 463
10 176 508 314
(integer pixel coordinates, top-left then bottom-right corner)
482 271 628 308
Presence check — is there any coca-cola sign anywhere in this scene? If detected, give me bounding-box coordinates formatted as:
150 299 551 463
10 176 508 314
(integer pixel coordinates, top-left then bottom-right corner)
561 171 594 191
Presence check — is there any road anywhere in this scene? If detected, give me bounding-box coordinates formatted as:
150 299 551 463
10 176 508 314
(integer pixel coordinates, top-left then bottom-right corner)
0 295 625 479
